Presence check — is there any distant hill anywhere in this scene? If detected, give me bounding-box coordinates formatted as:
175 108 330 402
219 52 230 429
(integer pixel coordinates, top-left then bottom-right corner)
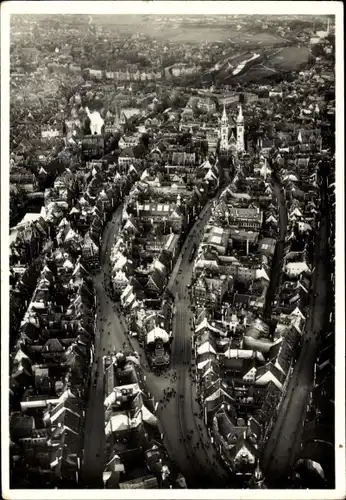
204 44 310 85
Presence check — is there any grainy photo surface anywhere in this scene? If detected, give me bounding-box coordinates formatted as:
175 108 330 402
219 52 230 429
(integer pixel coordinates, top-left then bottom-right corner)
1 2 344 499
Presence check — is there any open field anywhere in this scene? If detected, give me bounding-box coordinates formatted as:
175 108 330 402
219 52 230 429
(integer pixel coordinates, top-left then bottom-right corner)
269 45 310 70
163 27 231 43
164 27 285 45
228 30 286 46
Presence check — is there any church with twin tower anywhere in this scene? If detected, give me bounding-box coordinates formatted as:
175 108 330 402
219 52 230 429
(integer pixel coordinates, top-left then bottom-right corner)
219 103 245 153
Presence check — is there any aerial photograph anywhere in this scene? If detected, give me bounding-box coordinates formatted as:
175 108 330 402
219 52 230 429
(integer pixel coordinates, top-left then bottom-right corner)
4 4 342 496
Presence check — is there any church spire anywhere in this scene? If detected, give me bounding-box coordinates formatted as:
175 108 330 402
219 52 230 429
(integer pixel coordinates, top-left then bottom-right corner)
220 104 229 151
221 104 228 124
236 104 245 152
237 103 244 124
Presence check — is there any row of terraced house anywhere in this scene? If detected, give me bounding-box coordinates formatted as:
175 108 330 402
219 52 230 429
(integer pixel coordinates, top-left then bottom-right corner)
9 155 141 488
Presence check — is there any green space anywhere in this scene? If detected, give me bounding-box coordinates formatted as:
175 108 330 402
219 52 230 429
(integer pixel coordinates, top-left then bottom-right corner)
270 46 310 70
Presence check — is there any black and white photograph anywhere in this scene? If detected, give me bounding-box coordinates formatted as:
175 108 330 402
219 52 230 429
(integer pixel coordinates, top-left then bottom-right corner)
1 2 344 499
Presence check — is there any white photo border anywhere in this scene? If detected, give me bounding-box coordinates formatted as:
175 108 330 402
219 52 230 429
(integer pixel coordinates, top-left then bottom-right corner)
1 2 344 499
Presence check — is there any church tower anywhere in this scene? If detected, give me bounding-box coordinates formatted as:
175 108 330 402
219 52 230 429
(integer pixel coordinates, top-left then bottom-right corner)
113 104 121 129
220 104 229 151
236 104 245 152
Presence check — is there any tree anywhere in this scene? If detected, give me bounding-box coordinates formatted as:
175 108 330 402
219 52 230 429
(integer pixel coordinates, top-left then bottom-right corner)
82 116 91 136
178 132 192 146
156 96 170 114
140 133 150 149
104 132 121 154
10 186 28 226
170 93 186 109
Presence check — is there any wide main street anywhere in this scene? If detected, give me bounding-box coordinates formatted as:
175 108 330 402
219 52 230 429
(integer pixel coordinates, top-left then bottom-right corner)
161 197 230 487
262 182 330 486
263 180 288 320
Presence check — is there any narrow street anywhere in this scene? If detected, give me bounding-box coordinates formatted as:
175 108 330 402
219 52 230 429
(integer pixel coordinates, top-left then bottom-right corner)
262 183 329 486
